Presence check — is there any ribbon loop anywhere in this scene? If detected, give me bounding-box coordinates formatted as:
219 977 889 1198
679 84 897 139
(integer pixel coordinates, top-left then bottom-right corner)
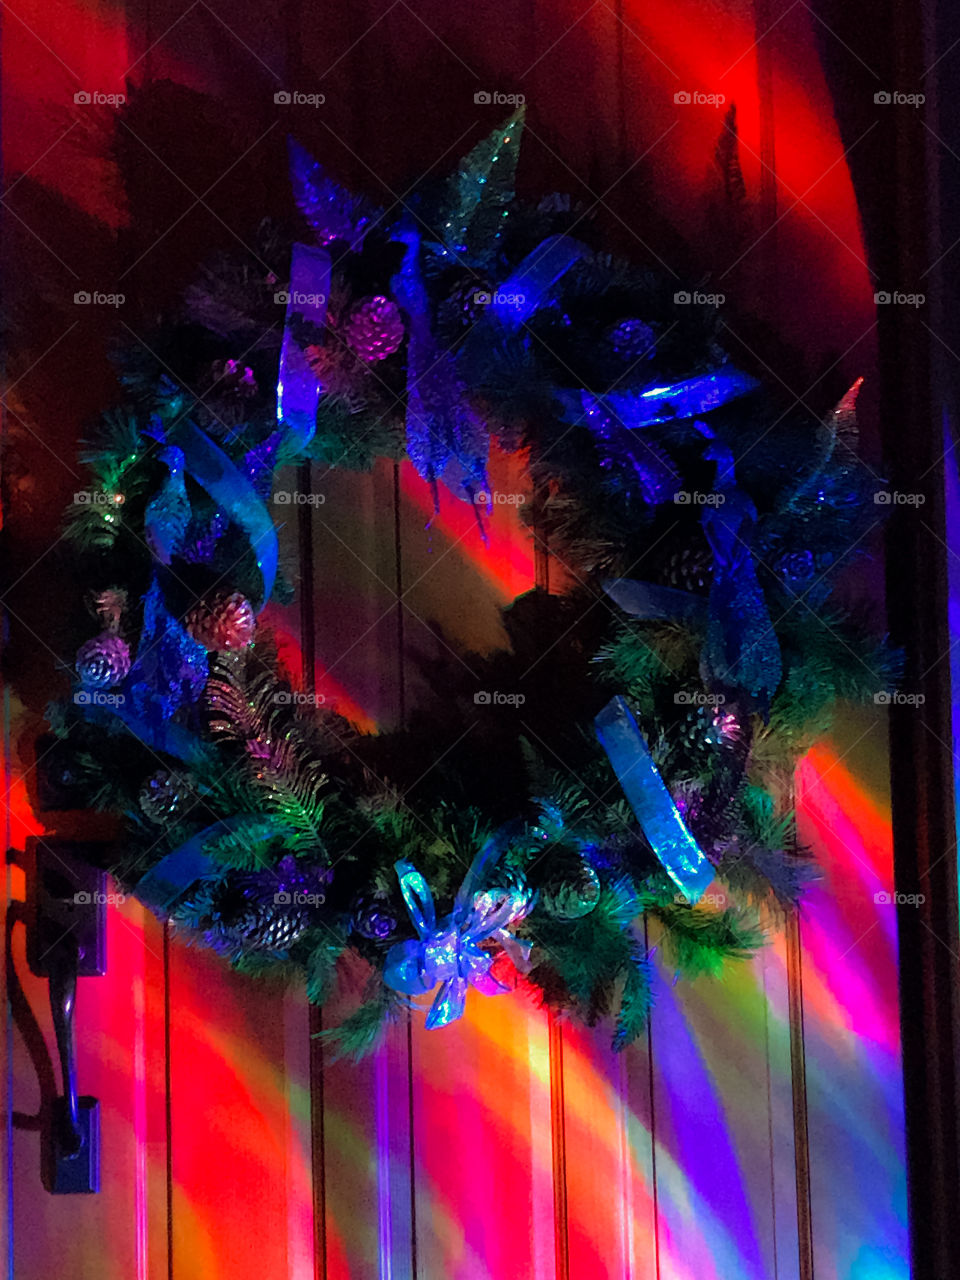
384 839 533 1028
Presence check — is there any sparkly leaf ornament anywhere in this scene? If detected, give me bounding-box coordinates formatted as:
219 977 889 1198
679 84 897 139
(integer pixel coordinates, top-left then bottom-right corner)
440 107 525 270
288 137 380 250
144 445 191 565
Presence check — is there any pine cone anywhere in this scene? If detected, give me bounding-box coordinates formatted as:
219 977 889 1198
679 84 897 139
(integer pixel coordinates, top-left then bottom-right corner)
185 591 256 652
657 546 714 593
204 875 312 956
76 632 131 688
540 856 601 920
352 894 399 941
342 295 405 361
604 318 657 362
139 770 186 823
673 704 744 763
440 273 495 328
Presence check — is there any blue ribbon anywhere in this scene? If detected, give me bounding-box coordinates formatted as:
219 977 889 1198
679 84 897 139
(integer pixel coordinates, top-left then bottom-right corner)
578 393 680 503
78 700 211 764
558 368 759 430
165 420 278 608
134 816 257 912
383 836 532 1028
276 241 332 452
134 834 217 912
487 234 588 329
595 695 715 903
603 577 708 625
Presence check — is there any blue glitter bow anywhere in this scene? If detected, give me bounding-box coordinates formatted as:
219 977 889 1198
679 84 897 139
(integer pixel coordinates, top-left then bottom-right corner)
384 838 532 1028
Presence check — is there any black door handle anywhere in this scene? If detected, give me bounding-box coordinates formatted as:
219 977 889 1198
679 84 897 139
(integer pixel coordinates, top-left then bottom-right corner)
47 935 82 1158
24 839 106 1193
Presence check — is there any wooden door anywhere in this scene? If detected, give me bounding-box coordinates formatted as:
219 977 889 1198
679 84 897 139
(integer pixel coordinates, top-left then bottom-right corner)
1 0 909 1276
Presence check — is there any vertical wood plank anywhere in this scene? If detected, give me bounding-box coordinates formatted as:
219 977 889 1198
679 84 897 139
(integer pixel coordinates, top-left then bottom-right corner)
410 994 555 1280
557 1021 659 1280
303 454 413 1278
795 719 910 1279
762 931 801 1280
318 1012 413 1280
165 943 313 1280
647 940 788 1280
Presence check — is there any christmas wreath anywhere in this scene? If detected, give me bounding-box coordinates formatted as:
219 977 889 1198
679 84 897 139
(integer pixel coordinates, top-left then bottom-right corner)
49 109 894 1056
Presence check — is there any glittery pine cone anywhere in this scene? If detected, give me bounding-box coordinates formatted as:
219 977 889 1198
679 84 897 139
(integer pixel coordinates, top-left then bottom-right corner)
673 703 744 765
76 632 131 688
342 295 405 361
205 879 312 955
210 358 257 399
604 318 657 362
441 274 495 328
139 769 187 823
352 894 399 941
185 591 256 652
654 545 714 593
774 549 816 585
540 858 601 920
203 860 329 956
86 587 127 634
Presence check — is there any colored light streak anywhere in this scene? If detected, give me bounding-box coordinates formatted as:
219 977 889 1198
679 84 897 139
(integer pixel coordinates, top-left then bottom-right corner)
399 448 536 603
796 740 909 1280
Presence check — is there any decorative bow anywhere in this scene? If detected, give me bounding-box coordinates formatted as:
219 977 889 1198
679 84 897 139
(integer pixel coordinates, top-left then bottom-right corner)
384 838 533 1028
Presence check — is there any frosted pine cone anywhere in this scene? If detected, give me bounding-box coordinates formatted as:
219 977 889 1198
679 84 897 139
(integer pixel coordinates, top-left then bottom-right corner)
185 591 256 652
76 632 130 688
343 295 405 361
604 318 657 361
139 769 186 823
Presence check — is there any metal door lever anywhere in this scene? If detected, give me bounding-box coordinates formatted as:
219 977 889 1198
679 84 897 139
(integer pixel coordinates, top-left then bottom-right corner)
26 839 106 1193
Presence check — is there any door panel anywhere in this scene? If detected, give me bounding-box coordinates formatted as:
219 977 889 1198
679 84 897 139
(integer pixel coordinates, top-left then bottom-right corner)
410 997 555 1280
559 1024 658 1280
165 940 313 1280
647 947 798 1280
796 726 910 1280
